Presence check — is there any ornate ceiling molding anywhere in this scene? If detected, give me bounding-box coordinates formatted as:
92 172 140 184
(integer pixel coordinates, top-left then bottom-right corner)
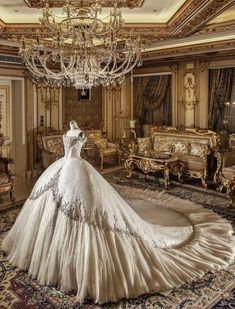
1 1 235 47
24 0 145 8
143 40 235 61
168 0 235 36
194 20 235 36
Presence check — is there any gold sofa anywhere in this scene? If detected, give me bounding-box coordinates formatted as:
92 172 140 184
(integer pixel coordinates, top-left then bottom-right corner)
128 126 219 188
214 134 235 206
86 130 120 171
0 136 14 201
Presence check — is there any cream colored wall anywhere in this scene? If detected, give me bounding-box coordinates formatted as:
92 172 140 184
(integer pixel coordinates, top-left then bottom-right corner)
103 77 132 141
0 72 27 177
0 67 63 177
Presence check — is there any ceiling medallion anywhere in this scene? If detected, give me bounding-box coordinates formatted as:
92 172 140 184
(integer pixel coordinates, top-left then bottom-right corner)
20 0 143 90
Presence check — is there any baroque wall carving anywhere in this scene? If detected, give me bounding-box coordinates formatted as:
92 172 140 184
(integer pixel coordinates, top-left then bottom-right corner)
64 86 102 129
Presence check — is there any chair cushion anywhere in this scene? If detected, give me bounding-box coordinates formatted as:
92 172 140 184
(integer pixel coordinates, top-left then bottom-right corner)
153 139 173 153
137 137 151 152
223 150 235 168
190 142 208 157
173 141 190 155
95 138 108 149
0 173 9 185
102 148 117 155
222 165 235 180
177 154 204 172
42 136 64 157
86 130 102 140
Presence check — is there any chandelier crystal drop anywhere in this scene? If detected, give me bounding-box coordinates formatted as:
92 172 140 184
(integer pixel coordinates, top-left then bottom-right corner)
19 0 143 90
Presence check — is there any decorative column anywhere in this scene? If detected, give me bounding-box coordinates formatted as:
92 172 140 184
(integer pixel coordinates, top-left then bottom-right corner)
170 65 179 126
199 61 210 129
179 72 199 128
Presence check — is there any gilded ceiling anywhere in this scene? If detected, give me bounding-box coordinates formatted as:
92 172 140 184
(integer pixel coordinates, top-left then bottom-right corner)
0 0 234 58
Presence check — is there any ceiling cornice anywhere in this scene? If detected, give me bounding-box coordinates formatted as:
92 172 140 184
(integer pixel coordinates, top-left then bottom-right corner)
168 0 235 36
24 0 145 8
0 0 235 44
193 20 235 36
143 39 235 61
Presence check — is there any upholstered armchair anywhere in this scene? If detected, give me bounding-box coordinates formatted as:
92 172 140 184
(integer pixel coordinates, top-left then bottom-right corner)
94 138 121 171
0 138 14 202
214 147 235 206
37 129 64 169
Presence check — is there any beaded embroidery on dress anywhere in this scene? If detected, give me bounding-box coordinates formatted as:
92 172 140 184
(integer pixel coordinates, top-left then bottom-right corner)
2 121 235 305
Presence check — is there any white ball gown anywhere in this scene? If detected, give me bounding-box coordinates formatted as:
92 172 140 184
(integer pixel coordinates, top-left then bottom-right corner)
2 122 235 304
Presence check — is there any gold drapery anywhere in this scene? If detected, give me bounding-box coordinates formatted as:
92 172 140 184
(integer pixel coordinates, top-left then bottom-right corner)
208 68 233 131
133 75 171 130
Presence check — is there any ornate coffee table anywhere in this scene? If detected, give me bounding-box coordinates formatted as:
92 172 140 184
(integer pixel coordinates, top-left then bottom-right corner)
125 152 183 189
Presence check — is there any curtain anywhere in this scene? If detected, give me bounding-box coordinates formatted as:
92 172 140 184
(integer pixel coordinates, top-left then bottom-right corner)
208 68 233 131
225 69 235 133
133 75 172 135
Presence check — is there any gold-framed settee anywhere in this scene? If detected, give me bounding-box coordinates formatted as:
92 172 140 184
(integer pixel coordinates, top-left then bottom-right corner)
126 126 219 188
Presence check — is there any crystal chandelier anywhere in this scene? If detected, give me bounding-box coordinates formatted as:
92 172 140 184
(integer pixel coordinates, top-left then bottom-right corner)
19 0 143 90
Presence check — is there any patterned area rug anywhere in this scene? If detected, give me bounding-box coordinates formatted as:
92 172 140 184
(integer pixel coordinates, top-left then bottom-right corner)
0 170 235 309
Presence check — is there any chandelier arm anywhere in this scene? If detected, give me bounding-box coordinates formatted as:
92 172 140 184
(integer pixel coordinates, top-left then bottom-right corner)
24 58 45 78
25 56 46 77
102 54 131 75
91 49 115 74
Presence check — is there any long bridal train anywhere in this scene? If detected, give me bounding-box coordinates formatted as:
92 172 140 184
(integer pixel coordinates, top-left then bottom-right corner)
2 121 235 304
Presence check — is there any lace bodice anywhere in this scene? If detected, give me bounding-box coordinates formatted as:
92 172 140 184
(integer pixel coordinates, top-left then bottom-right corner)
63 134 87 159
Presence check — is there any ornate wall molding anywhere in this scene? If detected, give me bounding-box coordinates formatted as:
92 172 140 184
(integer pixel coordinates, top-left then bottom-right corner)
200 61 211 72
170 65 179 74
24 0 145 8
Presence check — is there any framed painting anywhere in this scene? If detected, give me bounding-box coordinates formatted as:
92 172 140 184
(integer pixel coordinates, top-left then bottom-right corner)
78 89 91 101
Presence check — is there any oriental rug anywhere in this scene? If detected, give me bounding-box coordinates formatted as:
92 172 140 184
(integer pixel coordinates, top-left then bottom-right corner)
0 172 235 309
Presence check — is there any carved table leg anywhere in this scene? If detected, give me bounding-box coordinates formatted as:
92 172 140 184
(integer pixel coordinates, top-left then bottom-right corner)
125 158 134 179
164 163 170 190
227 183 234 207
201 175 207 189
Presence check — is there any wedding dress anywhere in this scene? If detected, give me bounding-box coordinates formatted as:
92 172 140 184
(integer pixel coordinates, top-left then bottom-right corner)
2 121 235 304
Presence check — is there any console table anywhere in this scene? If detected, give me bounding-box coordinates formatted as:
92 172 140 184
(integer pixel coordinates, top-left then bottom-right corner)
125 152 183 189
